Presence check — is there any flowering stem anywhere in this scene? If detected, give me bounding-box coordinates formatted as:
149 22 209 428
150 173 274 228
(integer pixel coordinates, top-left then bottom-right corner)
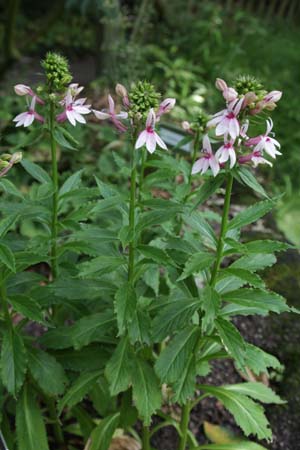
49 101 59 280
128 138 137 284
188 129 200 186
210 172 234 286
178 400 191 450
138 147 147 202
142 424 151 450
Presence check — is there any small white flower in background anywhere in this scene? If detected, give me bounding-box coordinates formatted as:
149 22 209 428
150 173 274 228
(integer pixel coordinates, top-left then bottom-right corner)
215 78 238 103
135 109 167 154
13 96 45 127
56 91 91 126
216 139 236 168
157 98 176 118
14 84 44 104
93 94 128 132
192 135 220 177
246 118 281 159
207 97 244 140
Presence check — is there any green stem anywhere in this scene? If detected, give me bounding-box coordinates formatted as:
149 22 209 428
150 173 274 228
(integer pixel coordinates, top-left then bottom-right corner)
142 424 151 450
188 130 200 187
45 396 64 445
128 142 137 284
178 401 191 450
138 147 147 203
50 101 59 280
209 172 233 287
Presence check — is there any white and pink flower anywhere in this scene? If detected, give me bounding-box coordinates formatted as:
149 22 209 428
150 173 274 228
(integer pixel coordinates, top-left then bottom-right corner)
56 91 91 126
192 135 220 177
13 96 45 127
93 95 128 132
207 97 244 140
135 109 167 154
215 78 238 103
14 84 44 105
239 150 272 168
157 98 176 117
246 119 281 159
215 139 236 168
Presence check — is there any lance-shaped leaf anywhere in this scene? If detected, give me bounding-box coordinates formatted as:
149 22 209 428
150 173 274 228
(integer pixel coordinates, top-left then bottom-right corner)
89 413 120 450
1 329 27 396
222 288 290 314
240 343 281 376
191 175 225 210
114 282 137 335
178 252 215 281
9 294 49 326
58 371 100 416
172 352 197 405
21 159 51 183
236 166 268 198
231 253 276 272
131 357 162 425
71 311 116 349
219 268 265 289
0 213 19 238
16 384 49 450
198 385 272 441
105 336 132 396
223 382 284 404
244 239 292 254
201 286 221 333
227 199 274 231
215 318 246 367
59 169 83 197
0 243 15 272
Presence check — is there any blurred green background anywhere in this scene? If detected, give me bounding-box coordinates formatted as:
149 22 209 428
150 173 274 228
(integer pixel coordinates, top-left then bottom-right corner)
1 0 300 244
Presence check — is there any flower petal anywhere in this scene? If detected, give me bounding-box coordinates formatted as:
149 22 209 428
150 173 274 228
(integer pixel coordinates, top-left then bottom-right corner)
135 130 147 149
154 132 167 150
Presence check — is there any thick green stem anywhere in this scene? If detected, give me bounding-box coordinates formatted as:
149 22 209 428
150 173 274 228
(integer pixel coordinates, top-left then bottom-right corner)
210 173 234 287
178 401 191 450
142 424 151 450
50 101 59 280
128 143 137 284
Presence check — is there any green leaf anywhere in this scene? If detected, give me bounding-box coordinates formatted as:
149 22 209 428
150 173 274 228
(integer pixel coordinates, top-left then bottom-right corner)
215 318 245 367
239 343 281 376
89 413 120 450
193 442 267 449
1 329 27 396
78 256 125 278
21 159 51 183
191 175 225 210
152 298 200 341
220 268 265 289
105 337 132 396
39 327 74 349
223 382 284 404
172 352 197 404
9 294 49 325
231 253 276 272
0 243 15 272
227 199 274 231
178 252 215 281
59 169 83 197
128 309 151 345
237 166 268 198
138 244 176 267
245 240 291 254
58 371 100 416
184 212 217 249
201 286 221 333
131 358 162 425
16 384 49 450
114 283 137 335
53 128 77 150
155 326 200 383
204 421 237 444
136 207 182 235
71 311 115 349
0 213 19 238
0 178 24 199
198 385 272 441
222 288 289 314
28 347 67 396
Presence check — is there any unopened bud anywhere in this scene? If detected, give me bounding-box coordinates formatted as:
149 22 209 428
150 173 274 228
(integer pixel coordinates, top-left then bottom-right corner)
0 160 10 169
11 152 22 164
215 78 227 91
14 84 32 96
116 83 128 98
182 121 191 131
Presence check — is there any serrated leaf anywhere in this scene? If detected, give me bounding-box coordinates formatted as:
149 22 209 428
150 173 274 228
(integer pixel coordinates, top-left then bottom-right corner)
239 343 281 376
58 371 100 416
198 385 272 441
1 329 27 396
0 213 19 238
9 294 49 325
78 256 125 278
52 345 110 372
59 169 83 197
114 282 137 335
237 166 268 198
227 199 274 231
105 337 132 396
39 326 75 349
16 384 49 450
28 347 67 396
21 159 51 183
138 244 176 267
172 352 197 404
220 268 265 289
215 318 246 367
136 207 182 235
128 309 151 345
71 311 115 349
89 413 120 450
152 298 200 341
201 286 221 333
191 175 225 210
222 288 289 314
231 253 276 272
184 212 217 249
223 382 284 404
131 358 162 425
0 243 15 272
245 240 291 254
155 326 200 383
178 252 215 281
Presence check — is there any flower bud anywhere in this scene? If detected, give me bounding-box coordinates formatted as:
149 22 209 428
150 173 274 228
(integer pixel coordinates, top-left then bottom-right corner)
158 98 176 116
215 78 227 91
0 160 10 169
264 90 282 104
182 121 191 131
41 52 72 92
223 87 238 102
14 84 33 96
11 152 22 164
115 83 128 98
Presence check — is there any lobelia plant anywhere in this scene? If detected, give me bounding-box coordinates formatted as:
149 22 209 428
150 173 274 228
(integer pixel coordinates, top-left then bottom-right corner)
0 49 295 450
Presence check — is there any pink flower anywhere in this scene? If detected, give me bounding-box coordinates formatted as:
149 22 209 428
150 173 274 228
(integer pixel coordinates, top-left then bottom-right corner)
215 140 236 168
14 84 44 105
56 91 91 126
192 135 220 177
207 97 244 140
135 109 167 154
263 90 282 105
13 96 45 127
157 98 176 117
215 78 238 102
239 150 272 168
246 119 281 159
93 95 128 132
